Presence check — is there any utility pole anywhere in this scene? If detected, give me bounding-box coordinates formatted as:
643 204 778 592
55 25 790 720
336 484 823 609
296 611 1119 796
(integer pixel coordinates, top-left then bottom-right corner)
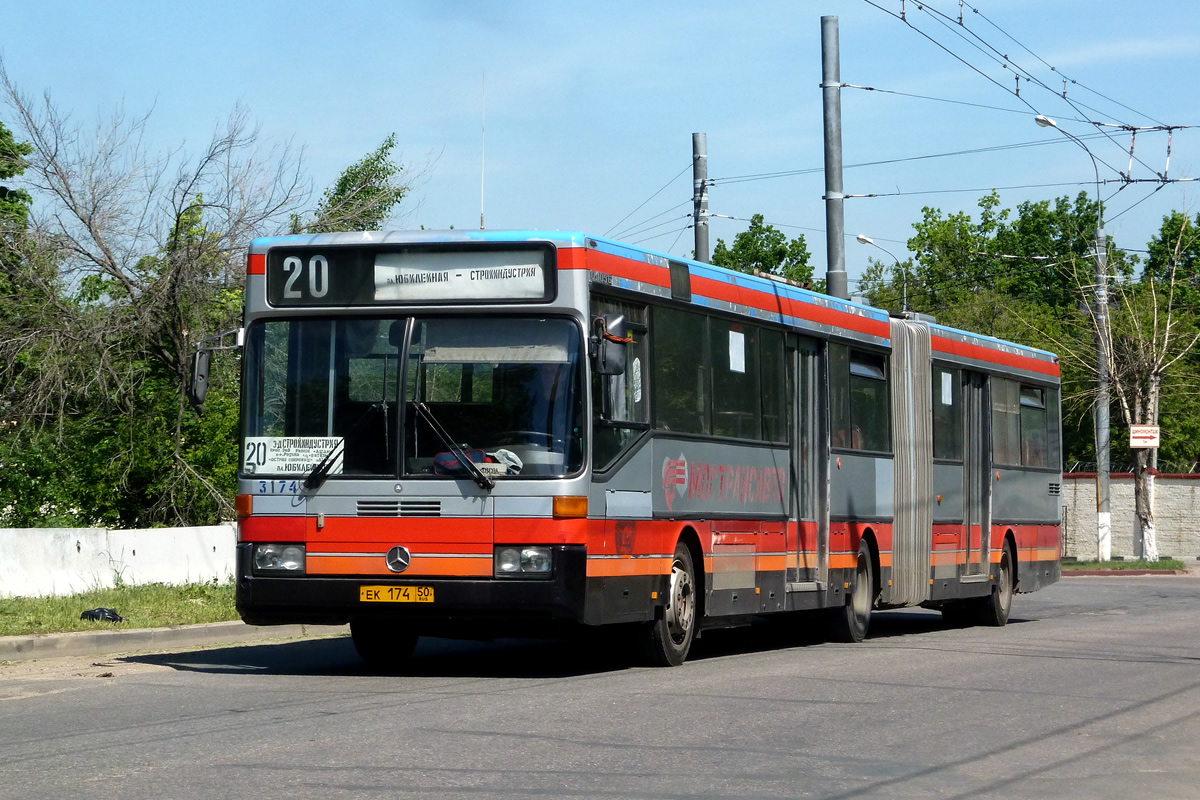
1035 114 1110 559
692 132 709 263
821 16 848 300
1095 226 1111 559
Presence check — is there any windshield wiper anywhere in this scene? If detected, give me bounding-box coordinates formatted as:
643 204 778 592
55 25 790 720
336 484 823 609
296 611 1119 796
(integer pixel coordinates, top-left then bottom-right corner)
412 401 495 491
303 402 385 491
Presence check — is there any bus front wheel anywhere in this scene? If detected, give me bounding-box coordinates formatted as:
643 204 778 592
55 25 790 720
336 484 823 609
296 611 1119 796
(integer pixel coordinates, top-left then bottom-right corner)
642 541 697 667
350 618 419 670
829 540 874 643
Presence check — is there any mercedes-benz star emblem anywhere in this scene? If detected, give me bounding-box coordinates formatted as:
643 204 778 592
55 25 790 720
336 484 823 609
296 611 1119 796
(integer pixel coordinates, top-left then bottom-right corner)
385 546 412 573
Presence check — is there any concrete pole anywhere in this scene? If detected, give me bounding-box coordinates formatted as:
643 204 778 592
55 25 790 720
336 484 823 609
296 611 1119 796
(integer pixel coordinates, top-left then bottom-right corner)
821 16 848 300
692 132 709 263
1095 226 1111 560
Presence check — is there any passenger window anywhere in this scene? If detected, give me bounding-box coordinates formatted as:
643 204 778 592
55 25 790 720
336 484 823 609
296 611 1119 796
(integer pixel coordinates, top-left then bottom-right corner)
932 366 962 461
1020 385 1048 468
653 306 710 434
831 344 890 452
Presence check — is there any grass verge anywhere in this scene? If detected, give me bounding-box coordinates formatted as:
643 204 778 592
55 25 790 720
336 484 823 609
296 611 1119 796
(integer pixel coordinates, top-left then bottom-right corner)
1063 558 1187 571
0 580 239 637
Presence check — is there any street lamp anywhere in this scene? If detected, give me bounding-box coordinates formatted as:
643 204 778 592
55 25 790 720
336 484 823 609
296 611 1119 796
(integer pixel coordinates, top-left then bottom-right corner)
856 234 908 311
1035 113 1112 560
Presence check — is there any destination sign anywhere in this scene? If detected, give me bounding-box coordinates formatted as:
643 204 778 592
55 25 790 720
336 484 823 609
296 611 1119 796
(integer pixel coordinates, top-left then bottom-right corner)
243 436 343 475
265 244 554 306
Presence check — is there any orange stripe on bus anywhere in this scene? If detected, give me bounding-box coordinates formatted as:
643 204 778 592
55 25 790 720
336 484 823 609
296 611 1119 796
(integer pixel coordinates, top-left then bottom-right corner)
828 553 858 569
754 554 788 572
308 554 491 577
586 556 673 578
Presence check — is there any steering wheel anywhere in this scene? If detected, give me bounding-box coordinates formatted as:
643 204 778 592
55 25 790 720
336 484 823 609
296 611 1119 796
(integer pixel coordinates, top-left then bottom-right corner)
493 430 559 447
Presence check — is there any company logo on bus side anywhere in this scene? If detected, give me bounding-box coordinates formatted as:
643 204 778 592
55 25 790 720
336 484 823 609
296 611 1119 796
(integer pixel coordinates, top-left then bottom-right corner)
661 455 786 512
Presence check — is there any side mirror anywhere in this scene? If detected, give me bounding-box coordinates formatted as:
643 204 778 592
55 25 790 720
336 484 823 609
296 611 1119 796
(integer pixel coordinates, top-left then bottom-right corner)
591 314 628 376
188 350 211 407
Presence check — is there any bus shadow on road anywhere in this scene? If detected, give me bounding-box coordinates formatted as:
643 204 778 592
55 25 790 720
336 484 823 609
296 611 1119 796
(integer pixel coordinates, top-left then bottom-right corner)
122 610 1033 678
120 634 646 679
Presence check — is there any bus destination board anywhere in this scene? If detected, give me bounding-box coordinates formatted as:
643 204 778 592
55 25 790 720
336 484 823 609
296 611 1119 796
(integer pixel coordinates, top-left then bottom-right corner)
265 245 554 306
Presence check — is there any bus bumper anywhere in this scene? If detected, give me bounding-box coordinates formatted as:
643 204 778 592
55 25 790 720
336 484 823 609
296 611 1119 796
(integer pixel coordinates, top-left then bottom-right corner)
235 543 589 633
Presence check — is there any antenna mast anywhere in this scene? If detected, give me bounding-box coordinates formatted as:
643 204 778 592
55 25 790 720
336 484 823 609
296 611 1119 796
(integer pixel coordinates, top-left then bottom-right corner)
481 70 486 230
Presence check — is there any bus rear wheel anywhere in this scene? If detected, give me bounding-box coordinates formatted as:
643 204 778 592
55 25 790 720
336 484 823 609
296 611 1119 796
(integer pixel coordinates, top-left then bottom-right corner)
350 618 419 670
829 540 873 643
642 541 697 667
978 544 1015 627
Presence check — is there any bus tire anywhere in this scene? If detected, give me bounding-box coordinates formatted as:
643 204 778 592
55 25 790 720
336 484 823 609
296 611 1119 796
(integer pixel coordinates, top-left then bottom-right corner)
350 618 419 670
978 544 1015 627
829 540 873 643
642 541 697 667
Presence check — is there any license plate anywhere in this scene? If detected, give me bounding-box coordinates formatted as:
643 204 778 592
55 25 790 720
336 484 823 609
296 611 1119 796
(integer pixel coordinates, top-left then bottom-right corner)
360 585 434 603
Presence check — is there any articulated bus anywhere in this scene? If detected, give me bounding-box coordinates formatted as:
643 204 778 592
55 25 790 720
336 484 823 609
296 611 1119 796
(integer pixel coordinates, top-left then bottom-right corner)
219 230 1062 667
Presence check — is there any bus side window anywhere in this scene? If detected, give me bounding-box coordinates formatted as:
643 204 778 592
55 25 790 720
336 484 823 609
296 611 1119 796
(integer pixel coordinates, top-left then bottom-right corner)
932 366 963 461
652 305 710 434
831 345 890 452
991 378 1021 466
591 297 649 469
1019 385 1048 467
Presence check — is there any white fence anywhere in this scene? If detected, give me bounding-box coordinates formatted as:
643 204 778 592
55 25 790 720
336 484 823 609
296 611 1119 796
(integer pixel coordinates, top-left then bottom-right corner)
5 477 1198 599
0 525 236 599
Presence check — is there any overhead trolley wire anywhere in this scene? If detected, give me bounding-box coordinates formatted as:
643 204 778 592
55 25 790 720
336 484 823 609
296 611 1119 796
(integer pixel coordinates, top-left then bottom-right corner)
708 132 1112 188
964 1 1168 126
610 199 693 241
605 163 692 238
905 1 1167 177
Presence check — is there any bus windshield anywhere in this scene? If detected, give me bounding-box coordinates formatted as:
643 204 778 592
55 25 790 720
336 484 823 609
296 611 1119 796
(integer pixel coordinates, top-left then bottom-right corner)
243 316 584 479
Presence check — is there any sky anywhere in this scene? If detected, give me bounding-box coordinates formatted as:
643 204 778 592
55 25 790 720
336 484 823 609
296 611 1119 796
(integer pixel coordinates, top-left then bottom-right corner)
5 1 1200 286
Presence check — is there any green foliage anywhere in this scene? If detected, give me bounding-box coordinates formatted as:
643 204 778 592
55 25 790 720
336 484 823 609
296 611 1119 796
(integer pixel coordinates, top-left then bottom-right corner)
0 579 237 636
1062 558 1186 571
0 118 32 229
711 214 813 284
0 118 417 527
291 133 408 234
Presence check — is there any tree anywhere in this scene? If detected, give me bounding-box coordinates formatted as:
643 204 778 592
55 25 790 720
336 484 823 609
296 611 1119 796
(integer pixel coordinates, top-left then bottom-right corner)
0 58 419 527
290 133 409 234
0 117 32 228
711 214 813 284
1102 213 1200 559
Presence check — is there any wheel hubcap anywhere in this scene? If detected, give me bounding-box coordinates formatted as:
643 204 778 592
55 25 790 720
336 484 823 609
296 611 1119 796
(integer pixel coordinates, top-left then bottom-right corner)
852 558 870 624
666 559 694 643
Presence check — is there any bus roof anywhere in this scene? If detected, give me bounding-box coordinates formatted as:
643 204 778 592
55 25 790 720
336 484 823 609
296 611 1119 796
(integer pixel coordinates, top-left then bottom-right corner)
247 229 1058 369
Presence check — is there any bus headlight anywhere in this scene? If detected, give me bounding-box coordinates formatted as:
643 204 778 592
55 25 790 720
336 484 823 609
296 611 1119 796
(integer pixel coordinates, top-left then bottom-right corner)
494 546 553 577
253 543 306 574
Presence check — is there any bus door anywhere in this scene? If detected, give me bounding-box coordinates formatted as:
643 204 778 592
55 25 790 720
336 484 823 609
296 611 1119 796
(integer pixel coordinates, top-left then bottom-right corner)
962 371 991 578
789 336 823 587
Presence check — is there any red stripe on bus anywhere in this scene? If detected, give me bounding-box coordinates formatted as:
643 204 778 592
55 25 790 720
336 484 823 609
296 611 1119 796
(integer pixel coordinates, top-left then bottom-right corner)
933 335 1060 377
248 253 265 275
239 515 305 541
557 246 588 272
495 517 589 545
580 249 892 340
583 250 671 287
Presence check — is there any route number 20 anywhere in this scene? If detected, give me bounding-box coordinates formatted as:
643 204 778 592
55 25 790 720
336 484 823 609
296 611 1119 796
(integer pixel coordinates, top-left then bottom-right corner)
282 255 329 299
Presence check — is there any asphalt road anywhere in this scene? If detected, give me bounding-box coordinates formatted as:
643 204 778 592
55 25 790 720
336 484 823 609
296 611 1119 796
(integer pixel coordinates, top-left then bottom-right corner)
2 575 1198 800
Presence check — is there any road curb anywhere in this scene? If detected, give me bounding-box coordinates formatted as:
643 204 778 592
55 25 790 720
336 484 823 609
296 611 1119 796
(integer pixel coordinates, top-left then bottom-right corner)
1063 569 1189 577
0 621 348 663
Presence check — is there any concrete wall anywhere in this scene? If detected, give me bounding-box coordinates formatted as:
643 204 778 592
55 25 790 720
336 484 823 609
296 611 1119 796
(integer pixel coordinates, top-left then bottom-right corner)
0 525 236 599
3 476 1197 597
1062 474 1200 562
